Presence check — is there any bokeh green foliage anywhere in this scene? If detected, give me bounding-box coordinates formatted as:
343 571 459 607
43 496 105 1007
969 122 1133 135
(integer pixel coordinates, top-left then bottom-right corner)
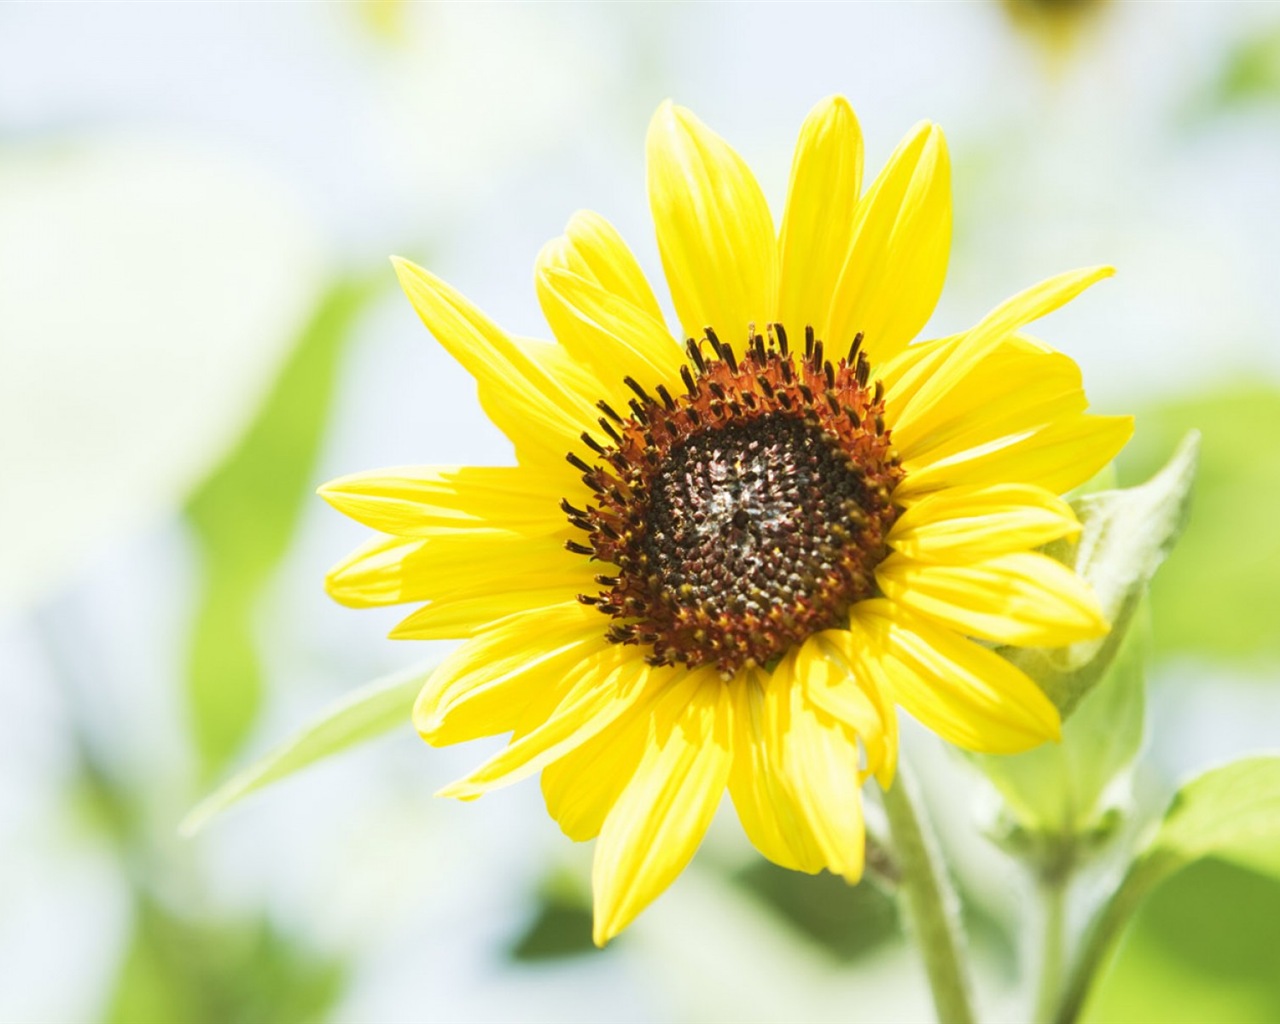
506 856 907 966
103 276 380 1023
1205 24 1280 112
184 277 381 778
1119 386 1280 663
733 862 900 964
509 867 600 962
108 896 345 1024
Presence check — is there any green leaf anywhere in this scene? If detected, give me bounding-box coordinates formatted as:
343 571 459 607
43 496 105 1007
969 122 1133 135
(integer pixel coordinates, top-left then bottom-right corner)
180 662 429 837
1056 756 1280 1023
975 604 1149 843
1118 387 1280 662
184 276 381 778
1115 755 1280 921
1085 860 1280 1024
1010 431 1198 718
1143 756 1280 880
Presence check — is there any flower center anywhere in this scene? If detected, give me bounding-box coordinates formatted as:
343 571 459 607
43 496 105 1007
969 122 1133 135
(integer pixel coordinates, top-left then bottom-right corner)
564 325 903 677
646 412 873 612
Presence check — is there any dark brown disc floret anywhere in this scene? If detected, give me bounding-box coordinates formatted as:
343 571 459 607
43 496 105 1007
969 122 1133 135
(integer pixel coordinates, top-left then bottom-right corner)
564 324 904 677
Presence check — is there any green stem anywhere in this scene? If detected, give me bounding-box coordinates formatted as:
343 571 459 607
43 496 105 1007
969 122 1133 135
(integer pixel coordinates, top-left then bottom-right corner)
1032 873 1068 1024
1052 860 1156 1024
881 767 977 1024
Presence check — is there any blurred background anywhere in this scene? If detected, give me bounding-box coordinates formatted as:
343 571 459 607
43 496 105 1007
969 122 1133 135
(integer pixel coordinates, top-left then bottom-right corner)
2 2 1279 1021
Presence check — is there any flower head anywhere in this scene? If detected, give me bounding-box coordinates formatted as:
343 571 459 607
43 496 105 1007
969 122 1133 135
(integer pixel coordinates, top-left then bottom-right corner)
321 97 1132 944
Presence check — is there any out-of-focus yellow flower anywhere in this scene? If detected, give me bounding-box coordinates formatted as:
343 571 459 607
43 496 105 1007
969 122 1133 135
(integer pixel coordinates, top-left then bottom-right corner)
321 97 1131 944
1000 0 1111 67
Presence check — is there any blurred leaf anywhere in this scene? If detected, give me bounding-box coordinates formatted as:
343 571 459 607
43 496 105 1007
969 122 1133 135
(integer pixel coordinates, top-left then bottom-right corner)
1209 24 1280 109
975 604 1148 843
509 899 598 962
108 895 344 1024
1004 431 1196 718
733 861 899 963
184 277 379 778
1086 860 1280 1024
181 661 429 837
1059 756 1280 1022
1119 387 1280 662
508 864 600 962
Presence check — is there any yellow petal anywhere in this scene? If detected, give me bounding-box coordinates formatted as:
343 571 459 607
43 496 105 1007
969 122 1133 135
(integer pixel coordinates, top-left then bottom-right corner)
887 483 1080 561
896 412 1135 498
436 644 660 801
888 334 1087 463
319 464 564 538
389 587 580 641
728 669 808 873
413 602 605 745
324 534 423 608
876 333 959 403
540 210 666 324
966 266 1114 352
647 101 776 341
797 630 898 788
895 266 1113 429
760 650 866 882
826 122 951 366
877 551 1108 646
592 667 731 944
535 210 685 408
408 539 593 605
851 599 1061 754
324 530 588 609
776 96 863 340
536 264 686 398
392 257 598 462
542 677 674 842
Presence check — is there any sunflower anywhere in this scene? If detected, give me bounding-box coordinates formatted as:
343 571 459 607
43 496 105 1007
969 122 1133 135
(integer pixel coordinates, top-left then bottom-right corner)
321 97 1132 945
